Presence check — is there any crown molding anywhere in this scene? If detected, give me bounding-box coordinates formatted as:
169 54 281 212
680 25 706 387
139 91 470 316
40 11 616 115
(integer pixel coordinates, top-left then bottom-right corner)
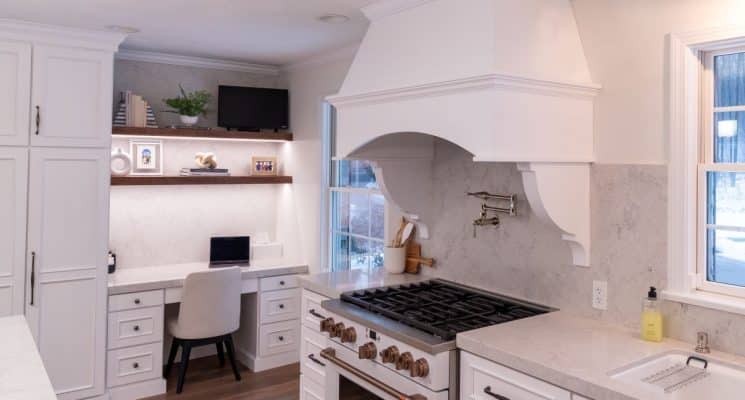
281 43 359 73
115 49 280 76
361 0 434 21
0 19 126 51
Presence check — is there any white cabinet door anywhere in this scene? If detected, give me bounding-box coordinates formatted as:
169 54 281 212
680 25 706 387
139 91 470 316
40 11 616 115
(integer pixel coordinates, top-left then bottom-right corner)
0 147 27 316
30 45 113 148
26 147 109 400
0 40 31 146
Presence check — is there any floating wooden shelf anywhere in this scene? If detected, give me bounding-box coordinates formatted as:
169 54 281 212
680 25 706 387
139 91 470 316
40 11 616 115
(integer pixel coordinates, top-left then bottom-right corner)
111 176 293 186
112 126 293 141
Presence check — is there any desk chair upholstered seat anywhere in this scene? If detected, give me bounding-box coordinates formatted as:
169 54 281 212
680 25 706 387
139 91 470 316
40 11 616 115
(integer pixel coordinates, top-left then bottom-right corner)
164 267 242 393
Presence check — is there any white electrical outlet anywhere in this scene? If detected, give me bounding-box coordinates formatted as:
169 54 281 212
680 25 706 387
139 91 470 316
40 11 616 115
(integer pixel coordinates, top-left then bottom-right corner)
592 280 608 310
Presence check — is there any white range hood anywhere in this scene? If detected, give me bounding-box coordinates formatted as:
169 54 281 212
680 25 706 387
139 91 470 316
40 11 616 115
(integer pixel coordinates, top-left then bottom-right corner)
327 0 600 267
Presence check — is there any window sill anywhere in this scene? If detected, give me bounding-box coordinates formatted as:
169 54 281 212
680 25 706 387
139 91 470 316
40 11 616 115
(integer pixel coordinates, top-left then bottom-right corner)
663 289 745 316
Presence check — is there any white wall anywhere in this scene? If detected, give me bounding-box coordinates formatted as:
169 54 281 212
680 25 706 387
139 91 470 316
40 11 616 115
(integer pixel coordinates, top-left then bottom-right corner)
571 0 745 164
279 48 357 274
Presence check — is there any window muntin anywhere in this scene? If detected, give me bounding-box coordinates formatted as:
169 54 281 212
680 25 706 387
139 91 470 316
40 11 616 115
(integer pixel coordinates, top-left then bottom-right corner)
699 49 745 295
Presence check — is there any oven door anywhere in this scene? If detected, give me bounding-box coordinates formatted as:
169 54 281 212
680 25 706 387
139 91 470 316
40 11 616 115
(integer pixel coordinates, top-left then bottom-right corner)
321 344 448 400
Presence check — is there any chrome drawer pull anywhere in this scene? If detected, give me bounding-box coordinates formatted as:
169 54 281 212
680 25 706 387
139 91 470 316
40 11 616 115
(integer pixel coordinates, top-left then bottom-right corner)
320 348 427 400
484 386 511 400
308 309 325 319
308 354 325 367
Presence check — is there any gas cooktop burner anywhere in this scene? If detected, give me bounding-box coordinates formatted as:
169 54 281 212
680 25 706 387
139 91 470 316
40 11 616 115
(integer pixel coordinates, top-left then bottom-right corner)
340 280 551 340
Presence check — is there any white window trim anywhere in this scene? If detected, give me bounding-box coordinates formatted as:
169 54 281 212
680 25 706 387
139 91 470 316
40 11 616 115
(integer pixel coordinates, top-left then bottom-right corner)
665 25 745 314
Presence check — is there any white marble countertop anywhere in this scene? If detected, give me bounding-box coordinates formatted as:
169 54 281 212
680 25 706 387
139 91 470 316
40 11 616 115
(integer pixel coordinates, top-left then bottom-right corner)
108 258 308 294
298 268 428 298
457 311 745 400
0 316 56 400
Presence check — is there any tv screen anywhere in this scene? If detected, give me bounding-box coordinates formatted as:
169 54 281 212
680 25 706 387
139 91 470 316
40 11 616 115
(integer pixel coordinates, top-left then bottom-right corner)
218 86 289 131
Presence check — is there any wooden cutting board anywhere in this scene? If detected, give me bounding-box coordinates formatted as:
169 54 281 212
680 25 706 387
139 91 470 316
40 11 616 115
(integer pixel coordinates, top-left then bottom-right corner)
405 241 434 274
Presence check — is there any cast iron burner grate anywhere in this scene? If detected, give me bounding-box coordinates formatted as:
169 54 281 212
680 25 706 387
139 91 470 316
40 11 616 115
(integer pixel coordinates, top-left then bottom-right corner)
340 280 551 340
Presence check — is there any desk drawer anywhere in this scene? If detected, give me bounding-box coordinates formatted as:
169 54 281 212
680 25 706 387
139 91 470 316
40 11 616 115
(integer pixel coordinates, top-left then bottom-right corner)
259 320 299 357
108 306 164 349
107 342 162 387
301 289 329 332
300 326 327 385
260 275 298 292
260 288 300 324
109 290 163 312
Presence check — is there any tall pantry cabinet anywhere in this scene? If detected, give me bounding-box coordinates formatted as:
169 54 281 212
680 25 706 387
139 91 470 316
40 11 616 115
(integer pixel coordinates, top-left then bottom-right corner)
0 21 125 400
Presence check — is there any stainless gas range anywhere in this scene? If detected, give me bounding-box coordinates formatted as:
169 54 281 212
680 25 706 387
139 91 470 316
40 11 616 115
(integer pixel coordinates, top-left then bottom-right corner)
318 279 554 400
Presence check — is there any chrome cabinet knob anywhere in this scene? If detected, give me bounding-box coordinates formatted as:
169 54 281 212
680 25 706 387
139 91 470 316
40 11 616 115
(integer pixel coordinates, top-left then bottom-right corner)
380 346 399 363
358 342 377 360
410 358 430 378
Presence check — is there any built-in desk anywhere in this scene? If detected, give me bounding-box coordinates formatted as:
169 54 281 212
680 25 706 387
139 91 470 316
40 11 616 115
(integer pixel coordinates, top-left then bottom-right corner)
106 259 309 400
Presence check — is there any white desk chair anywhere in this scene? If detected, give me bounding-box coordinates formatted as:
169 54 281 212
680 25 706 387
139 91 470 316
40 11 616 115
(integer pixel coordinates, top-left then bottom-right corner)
163 267 242 393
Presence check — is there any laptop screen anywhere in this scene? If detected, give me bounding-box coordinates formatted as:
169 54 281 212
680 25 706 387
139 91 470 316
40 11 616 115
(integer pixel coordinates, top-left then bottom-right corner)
210 236 250 265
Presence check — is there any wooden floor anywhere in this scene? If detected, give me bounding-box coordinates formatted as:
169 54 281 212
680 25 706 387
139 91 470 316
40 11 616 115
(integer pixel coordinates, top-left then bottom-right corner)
145 356 299 400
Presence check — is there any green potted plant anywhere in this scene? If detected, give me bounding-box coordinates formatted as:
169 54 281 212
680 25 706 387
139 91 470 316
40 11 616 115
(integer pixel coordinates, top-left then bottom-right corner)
163 85 211 126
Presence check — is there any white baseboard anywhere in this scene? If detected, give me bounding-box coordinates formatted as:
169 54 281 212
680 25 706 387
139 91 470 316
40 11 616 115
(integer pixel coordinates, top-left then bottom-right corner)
235 346 298 372
108 378 166 400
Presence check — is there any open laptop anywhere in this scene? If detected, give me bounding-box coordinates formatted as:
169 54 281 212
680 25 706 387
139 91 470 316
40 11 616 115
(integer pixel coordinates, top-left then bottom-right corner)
209 236 250 268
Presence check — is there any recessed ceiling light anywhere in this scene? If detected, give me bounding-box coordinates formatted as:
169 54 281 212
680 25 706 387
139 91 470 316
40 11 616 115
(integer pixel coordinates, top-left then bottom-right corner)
105 25 140 34
317 14 350 24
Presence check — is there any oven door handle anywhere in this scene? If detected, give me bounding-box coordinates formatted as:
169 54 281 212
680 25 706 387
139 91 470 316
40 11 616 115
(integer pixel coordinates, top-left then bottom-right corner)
320 348 427 400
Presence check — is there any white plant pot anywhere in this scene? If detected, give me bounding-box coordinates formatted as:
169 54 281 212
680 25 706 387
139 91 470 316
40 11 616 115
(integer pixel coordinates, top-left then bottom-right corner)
180 115 199 126
384 246 406 274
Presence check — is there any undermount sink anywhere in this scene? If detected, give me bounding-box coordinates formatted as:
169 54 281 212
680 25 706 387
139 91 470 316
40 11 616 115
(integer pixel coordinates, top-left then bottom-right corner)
609 350 745 399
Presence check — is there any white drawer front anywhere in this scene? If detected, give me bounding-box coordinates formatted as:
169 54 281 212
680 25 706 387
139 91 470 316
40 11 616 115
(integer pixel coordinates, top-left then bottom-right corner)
107 342 162 388
300 374 325 400
461 352 571 400
260 320 299 357
109 290 163 312
301 289 329 332
260 288 300 324
260 275 298 292
108 306 164 349
300 326 328 385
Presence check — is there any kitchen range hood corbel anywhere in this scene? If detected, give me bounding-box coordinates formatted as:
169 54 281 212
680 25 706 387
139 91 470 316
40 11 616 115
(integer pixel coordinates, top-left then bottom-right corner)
517 162 591 267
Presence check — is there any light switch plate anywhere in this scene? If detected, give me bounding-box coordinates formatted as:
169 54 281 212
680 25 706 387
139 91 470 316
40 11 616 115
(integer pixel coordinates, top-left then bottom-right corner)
592 280 608 310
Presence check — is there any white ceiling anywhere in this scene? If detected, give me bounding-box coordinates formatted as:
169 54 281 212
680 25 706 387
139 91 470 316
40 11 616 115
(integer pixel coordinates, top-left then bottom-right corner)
1 0 375 65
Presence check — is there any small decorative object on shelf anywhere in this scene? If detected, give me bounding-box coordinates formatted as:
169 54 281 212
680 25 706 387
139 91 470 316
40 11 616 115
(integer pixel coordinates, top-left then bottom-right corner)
251 156 277 176
113 91 158 128
163 84 211 127
194 152 218 169
110 147 132 176
129 139 163 176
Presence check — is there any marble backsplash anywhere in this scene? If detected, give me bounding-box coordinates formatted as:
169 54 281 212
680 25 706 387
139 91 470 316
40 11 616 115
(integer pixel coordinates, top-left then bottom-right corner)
420 140 745 357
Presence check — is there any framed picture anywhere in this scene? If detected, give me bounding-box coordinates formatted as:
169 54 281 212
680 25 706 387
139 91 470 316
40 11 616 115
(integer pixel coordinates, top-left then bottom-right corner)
129 139 163 176
251 156 277 176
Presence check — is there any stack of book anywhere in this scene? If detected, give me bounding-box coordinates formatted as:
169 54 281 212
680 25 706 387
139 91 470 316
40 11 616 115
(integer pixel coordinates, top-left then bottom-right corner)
180 168 230 176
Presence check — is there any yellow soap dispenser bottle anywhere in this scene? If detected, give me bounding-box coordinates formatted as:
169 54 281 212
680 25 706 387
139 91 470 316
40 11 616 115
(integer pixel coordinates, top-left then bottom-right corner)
641 286 663 342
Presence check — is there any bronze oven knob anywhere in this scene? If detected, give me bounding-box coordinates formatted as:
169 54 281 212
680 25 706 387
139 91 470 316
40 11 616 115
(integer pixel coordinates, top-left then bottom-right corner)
341 326 357 343
358 342 377 359
395 352 414 370
410 358 430 378
330 322 345 338
380 346 399 363
320 318 335 333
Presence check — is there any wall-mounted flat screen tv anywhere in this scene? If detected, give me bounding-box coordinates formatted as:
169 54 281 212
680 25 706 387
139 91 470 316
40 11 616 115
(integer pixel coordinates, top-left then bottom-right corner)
218 86 289 131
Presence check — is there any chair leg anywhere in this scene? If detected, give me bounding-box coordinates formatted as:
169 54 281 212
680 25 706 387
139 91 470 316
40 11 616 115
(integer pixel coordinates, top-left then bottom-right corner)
176 341 192 394
164 338 180 378
216 341 225 367
224 335 241 381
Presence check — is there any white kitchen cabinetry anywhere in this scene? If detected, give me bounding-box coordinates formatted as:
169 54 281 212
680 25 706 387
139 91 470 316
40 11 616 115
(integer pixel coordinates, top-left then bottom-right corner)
0 40 30 146
299 289 330 397
0 147 27 316
461 351 571 400
25 147 110 400
0 20 124 400
572 395 591 400
30 45 113 148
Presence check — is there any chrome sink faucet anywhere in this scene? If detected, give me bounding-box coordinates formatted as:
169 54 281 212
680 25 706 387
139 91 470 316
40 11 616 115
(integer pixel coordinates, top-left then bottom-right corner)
695 332 710 354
